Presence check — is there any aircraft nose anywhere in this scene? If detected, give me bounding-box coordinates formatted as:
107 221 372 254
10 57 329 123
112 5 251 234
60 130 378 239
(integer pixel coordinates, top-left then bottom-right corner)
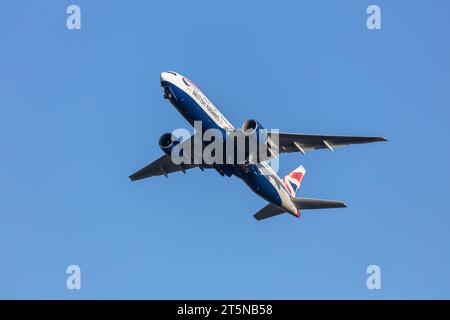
160 71 177 84
160 72 169 83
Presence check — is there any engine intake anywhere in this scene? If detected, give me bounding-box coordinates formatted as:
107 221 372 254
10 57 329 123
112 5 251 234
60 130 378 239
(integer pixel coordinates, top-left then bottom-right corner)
159 133 181 157
242 119 263 135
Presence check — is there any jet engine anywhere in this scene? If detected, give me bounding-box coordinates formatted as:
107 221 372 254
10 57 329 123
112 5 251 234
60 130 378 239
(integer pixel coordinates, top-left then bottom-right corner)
240 119 271 163
159 133 181 158
242 119 264 136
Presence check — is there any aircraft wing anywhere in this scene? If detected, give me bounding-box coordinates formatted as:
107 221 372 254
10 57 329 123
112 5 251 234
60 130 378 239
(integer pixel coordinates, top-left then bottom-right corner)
129 134 214 181
129 155 214 180
273 132 387 154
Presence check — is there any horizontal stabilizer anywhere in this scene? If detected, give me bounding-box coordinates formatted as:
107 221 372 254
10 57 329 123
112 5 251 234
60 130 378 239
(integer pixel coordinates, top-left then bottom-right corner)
291 197 347 210
253 203 284 221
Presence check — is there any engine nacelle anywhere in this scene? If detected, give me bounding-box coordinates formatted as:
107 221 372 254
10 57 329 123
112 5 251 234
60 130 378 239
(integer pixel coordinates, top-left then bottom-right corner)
158 133 181 158
240 119 271 163
242 119 264 136
242 119 269 145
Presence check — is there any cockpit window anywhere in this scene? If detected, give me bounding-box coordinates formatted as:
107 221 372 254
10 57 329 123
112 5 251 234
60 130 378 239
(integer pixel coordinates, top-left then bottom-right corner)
167 71 177 76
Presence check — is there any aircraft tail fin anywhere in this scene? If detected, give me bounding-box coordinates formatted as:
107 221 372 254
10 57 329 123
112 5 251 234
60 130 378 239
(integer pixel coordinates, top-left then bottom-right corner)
282 165 306 197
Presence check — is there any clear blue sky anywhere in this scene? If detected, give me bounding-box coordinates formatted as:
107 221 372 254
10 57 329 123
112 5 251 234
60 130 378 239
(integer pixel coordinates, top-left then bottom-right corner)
1 0 449 299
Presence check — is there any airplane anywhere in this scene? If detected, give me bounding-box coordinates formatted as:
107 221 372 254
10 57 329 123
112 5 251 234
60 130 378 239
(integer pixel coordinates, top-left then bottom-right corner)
129 71 386 221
